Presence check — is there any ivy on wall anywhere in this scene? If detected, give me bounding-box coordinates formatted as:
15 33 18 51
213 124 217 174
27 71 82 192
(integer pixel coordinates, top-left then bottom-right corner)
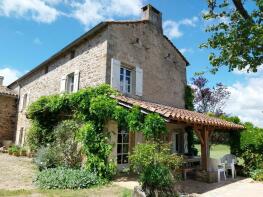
26 84 168 178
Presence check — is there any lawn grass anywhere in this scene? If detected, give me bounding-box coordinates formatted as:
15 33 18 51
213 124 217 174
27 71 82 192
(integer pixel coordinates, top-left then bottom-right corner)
195 144 230 159
0 185 132 197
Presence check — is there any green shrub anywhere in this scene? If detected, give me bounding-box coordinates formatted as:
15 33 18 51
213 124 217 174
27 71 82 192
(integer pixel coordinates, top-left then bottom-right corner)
53 120 82 168
130 143 182 195
241 149 263 175
250 169 263 181
140 164 174 190
35 168 103 189
34 146 62 170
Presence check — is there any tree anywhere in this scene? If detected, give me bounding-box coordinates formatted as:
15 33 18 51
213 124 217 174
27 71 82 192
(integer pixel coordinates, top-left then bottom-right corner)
201 0 263 73
191 76 230 114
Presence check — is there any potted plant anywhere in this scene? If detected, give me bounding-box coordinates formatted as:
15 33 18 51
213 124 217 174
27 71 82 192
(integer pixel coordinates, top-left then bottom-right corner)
8 146 14 155
12 146 21 157
20 148 27 156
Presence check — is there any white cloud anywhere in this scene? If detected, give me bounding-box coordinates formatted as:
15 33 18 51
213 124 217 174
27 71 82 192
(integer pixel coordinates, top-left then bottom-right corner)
0 0 60 23
71 0 143 29
0 67 22 86
33 37 43 45
163 16 199 39
0 0 144 27
224 77 263 127
179 48 193 54
233 65 263 76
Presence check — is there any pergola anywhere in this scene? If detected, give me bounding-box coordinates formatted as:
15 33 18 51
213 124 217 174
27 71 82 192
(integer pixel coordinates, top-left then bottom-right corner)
115 95 244 171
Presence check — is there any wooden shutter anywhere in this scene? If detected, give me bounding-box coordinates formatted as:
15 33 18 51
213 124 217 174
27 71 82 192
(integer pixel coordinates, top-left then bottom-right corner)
136 66 143 96
60 76 67 93
184 132 188 153
111 58 120 90
73 70 80 92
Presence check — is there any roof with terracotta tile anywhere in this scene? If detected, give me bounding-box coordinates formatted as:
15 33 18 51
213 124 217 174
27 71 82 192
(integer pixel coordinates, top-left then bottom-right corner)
115 95 244 130
0 86 17 97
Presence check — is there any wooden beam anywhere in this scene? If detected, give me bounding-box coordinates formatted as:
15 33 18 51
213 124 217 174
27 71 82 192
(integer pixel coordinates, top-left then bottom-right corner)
193 126 204 145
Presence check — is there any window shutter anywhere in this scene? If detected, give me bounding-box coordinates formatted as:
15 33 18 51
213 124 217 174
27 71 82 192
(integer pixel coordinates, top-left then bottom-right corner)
19 95 24 112
73 70 80 92
136 66 143 96
27 91 30 109
111 58 120 90
184 132 188 153
60 76 67 93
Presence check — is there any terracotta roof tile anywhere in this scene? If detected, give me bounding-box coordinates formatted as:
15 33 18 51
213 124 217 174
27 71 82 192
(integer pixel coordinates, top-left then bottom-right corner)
115 95 244 130
0 86 17 97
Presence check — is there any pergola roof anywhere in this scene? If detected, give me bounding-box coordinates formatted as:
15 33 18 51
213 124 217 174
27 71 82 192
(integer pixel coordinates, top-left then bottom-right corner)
115 95 244 130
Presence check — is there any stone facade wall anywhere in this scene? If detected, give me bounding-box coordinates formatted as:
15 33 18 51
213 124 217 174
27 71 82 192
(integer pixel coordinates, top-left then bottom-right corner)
0 96 17 145
106 22 187 108
9 20 187 146
11 30 109 145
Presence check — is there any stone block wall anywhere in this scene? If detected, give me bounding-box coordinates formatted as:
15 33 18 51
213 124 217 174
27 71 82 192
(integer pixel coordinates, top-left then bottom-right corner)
106 22 187 108
10 30 109 144
0 96 17 145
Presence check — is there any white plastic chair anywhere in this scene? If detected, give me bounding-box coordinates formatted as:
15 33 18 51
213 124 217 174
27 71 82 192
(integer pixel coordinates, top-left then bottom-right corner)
208 158 226 182
221 154 237 179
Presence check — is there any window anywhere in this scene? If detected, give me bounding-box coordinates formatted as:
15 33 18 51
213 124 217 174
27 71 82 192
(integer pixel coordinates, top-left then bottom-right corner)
120 67 131 94
172 132 180 153
70 50 75 59
117 128 129 166
66 73 75 93
22 94 28 110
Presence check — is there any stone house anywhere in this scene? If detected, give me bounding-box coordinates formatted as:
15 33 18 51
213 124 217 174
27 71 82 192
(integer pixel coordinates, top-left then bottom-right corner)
5 4 242 171
0 76 17 146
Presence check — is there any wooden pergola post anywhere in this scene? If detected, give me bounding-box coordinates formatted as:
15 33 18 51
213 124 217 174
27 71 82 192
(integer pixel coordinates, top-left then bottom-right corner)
194 126 214 171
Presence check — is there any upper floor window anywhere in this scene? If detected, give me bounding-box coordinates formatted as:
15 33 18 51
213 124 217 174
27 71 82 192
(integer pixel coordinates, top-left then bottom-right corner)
66 73 75 93
111 58 143 96
60 71 80 93
70 50 75 60
120 67 131 94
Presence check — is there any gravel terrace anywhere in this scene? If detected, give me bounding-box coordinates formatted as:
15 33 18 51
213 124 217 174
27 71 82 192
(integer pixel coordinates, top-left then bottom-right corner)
0 153 36 190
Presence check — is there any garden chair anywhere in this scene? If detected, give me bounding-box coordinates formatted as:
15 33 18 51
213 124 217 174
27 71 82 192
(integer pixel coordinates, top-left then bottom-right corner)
208 158 226 182
221 154 237 179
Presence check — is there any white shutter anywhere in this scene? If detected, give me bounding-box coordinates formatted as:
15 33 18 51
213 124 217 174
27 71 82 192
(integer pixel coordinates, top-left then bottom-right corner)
60 76 67 93
136 66 143 96
73 70 80 92
27 91 30 108
184 132 188 153
19 95 24 112
111 58 120 90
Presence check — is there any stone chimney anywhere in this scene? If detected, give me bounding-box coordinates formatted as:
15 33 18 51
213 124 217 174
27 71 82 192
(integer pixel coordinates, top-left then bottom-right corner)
141 4 162 33
0 76 3 86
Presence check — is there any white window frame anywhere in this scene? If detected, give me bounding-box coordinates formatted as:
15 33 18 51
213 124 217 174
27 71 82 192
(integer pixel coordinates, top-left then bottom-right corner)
66 73 75 93
120 67 132 94
117 128 129 170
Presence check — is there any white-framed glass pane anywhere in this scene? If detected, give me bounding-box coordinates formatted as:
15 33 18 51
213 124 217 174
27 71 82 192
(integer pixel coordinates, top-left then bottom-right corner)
120 67 131 94
66 73 75 93
117 128 129 164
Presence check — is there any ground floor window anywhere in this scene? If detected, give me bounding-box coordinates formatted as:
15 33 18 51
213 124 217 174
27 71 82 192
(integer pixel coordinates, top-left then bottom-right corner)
117 128 129 165
172 132 180 153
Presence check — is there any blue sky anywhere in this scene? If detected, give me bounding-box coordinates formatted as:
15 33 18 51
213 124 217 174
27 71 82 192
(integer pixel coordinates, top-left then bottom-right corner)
0 0 262 127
